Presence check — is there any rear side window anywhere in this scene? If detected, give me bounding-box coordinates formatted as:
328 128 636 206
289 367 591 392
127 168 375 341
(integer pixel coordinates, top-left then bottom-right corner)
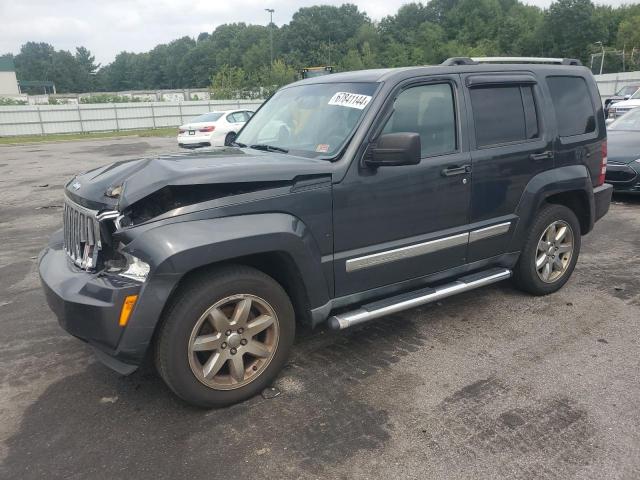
546 76 596 137
470 85 539 147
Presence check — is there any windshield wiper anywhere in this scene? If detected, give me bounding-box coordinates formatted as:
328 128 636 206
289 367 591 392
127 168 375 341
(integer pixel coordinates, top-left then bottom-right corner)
249 144 289 153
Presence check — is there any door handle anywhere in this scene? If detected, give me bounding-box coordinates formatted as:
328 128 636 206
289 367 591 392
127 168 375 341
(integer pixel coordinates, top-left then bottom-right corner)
530 151 554 161
441 165 471 177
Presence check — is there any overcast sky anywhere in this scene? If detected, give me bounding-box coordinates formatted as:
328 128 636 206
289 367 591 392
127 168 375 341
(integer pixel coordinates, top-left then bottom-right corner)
0 0 632 65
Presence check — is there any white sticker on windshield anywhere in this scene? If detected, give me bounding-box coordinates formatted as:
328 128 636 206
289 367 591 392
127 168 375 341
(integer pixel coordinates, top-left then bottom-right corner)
328 92 372 110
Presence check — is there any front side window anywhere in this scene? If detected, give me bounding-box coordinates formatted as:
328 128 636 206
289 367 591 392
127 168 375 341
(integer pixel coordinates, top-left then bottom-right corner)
236 82 378 158
546 76 596 137
470 85 539 147
381 83 457 157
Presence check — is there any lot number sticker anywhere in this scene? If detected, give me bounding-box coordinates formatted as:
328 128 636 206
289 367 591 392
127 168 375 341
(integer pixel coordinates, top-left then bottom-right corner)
328 92 372 110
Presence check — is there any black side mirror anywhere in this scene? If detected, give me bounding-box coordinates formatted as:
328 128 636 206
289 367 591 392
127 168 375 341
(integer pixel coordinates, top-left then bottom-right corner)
366 132 421 167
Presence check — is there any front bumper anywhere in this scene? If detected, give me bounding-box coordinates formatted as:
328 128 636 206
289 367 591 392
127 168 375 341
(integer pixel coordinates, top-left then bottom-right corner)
606 162 640 194
593 183 613 222
39 230 143 374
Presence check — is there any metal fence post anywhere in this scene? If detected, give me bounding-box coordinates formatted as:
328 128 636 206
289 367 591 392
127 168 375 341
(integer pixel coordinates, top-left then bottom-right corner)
178 101 183 125
36 105 45 135
77 102 84 133
151 102 156 128
113 104 120 131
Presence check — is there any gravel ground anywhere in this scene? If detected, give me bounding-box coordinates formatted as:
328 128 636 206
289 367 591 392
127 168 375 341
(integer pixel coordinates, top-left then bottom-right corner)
1 136 639 480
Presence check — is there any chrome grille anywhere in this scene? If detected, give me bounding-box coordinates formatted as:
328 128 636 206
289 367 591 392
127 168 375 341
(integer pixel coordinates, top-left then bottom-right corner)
63 198 103 270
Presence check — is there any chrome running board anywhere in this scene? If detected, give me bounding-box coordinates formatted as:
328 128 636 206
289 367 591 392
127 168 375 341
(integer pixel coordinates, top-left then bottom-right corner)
328 268 511 330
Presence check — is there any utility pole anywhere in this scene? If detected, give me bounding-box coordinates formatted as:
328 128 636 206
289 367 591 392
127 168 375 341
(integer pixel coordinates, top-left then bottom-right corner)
265 9 274 70
622 44 626 72
596 41 605 75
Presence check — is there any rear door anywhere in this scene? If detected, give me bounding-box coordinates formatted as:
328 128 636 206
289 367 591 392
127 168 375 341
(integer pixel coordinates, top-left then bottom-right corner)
462 73 552 262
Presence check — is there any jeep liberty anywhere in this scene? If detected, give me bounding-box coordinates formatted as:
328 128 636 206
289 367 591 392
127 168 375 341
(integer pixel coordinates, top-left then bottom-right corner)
39 57 613 407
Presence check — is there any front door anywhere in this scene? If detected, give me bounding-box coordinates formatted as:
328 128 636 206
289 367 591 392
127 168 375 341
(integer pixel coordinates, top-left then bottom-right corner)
333 76 472 297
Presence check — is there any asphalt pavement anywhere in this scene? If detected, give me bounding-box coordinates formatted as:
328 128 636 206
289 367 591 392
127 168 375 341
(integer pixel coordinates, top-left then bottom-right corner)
1 136 639 479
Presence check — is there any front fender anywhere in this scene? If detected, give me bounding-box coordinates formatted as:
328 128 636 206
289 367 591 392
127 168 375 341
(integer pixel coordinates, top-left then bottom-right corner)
115 213 330 364
508 165 594 252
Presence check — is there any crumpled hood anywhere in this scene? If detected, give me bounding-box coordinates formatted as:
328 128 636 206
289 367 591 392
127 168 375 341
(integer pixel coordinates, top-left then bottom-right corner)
65 147 333 211
607 130 640 164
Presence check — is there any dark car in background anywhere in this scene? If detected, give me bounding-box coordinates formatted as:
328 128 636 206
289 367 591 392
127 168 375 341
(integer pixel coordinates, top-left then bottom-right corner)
605 108 640 193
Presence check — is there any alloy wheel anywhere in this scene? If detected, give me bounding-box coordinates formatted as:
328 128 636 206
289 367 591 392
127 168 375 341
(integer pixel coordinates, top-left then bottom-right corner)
535 220 574 283
188 294 279 390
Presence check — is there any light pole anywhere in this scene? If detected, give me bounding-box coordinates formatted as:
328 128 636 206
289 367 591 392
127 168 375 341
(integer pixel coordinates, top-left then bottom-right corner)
265 9 274 70
596 41 605 75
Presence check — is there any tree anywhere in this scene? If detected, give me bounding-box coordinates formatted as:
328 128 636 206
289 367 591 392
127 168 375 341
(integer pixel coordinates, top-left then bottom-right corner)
543 0 606 62
75 47 99 92
4 1 637 96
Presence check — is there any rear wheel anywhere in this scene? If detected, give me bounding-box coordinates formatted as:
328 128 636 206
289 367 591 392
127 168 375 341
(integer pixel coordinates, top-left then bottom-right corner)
224 132 237 146
155 266 295 408
513 204 581 295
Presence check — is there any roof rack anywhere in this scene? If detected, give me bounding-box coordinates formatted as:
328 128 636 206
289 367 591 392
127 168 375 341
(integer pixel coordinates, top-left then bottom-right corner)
441 56 582 66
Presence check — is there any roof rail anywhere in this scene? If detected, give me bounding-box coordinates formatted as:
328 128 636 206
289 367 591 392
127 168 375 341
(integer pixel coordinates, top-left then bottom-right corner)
441 56 582 66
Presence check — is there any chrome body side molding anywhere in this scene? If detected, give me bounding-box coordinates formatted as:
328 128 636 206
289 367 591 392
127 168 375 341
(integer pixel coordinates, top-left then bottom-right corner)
346 222 512 272
345 232 469 273
469 222 511 243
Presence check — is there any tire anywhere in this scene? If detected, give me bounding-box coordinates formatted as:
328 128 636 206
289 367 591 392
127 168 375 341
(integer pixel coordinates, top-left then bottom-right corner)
155 265 295 408
224 132 237 146
513 203 581 296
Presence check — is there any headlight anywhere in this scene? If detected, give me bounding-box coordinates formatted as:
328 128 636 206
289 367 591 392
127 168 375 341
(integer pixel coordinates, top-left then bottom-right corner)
119 251 150 282
635 159 640 164
105 243 150 282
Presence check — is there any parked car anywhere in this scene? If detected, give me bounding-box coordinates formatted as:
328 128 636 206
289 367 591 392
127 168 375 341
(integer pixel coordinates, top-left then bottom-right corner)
177 110 253 148
606 89 640 124
604 84 640 117
605 108 640 193
39 57 612 408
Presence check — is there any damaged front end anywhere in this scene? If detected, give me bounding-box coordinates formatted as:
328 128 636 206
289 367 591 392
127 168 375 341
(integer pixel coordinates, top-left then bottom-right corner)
59 148 334 281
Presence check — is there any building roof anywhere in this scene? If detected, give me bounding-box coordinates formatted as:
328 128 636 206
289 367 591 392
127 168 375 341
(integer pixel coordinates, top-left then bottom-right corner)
0 57 15 73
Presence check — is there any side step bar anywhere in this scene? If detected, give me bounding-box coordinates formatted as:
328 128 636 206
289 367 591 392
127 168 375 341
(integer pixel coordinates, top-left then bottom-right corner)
328 268 511 330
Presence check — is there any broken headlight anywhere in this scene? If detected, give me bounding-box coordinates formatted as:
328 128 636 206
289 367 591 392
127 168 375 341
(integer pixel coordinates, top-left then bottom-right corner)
106 244 150 282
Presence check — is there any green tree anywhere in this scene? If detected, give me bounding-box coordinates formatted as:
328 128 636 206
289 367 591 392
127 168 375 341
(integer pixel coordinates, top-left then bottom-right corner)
543 0 606 62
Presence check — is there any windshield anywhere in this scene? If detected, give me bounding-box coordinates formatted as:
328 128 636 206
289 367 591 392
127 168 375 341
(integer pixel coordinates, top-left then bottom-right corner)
617 85 639 96
609 107 640 131
192 112 223 123
236 82 378 158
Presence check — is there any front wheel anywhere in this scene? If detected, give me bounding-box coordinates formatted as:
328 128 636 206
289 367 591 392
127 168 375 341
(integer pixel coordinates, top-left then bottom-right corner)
513 204 581 295
155 266 295 408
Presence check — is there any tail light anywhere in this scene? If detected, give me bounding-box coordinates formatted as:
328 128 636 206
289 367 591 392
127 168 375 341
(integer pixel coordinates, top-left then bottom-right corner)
178 128 185 134
597 140 607 186
199 126 215 132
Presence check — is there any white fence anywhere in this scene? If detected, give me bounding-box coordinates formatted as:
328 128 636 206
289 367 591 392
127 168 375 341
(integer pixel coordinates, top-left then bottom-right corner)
2 71 639 137
0 99 264 137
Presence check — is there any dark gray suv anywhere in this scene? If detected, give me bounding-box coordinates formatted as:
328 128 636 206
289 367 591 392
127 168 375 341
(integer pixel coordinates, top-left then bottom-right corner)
39 57 613 407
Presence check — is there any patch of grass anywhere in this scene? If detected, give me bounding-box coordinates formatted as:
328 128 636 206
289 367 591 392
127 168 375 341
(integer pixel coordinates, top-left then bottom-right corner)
0 127 176 145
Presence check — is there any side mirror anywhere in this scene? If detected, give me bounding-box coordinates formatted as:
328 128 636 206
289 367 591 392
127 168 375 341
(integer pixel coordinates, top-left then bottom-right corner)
366 132 421 167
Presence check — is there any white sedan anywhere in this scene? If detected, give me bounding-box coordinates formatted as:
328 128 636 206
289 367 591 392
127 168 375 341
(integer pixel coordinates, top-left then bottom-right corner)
177 110 253 148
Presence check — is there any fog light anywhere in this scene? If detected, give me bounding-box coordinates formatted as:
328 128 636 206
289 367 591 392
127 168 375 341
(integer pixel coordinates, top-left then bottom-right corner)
119 295 138 327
